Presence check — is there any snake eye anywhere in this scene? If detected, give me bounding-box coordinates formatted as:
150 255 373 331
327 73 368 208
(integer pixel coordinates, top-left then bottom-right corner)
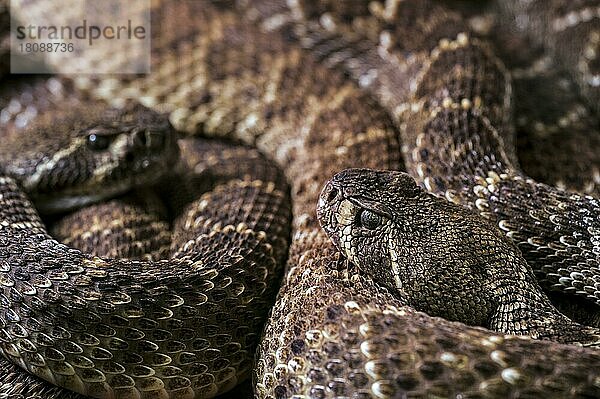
87 133 111 151
358 209 381 230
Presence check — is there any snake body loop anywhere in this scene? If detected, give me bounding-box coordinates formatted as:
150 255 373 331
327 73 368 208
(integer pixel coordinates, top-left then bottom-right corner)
261 0 600 322
0 103 292 397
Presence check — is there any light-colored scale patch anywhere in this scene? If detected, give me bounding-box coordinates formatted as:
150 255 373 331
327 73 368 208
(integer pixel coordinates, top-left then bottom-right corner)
341 126 392 150
468 13 495 37
319 12 337 32
411 35 512 130
552 6 600 32
0 79 67 133
82 257 109 269
410 96 515 199
526 103 589 137
336 199 356 226
387 240 403 290
90 134 128 184
344 230 357 261
371 380 394 399
22 138 84 190
501 367 525 385
414 96 483 119
411 32 472 95
224 179 280 195
511 55 553 79
4 221 38 231
358 68 379 88
335 199 359 261
580 30 600 87
369 0 401 22
471 171 510 201
261 12 295 32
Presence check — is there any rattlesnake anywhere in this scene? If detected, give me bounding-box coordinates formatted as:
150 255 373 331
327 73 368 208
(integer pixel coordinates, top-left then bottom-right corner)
1 1 600 398
317 168 600 343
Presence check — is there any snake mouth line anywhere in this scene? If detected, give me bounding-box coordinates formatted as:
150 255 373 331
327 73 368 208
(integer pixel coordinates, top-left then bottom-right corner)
32 181 133 214
31 168 165 214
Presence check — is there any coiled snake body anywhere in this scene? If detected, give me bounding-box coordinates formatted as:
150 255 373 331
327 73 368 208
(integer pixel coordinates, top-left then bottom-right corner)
1 1 600 398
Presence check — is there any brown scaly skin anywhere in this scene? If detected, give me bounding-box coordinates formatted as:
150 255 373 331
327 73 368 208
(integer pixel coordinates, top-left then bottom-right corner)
0 360 84 399
446 0 600 199
497 0 600 116
50 190 173 261
0 185 290 399
0 137 276 399
452 1 600 325
507 62 600 199
256 230 600 398
317 168 600 345
262 0 600 320
0 77 85 141
163 138 289 223
32 140 284 399
3 1 600 398
0 96 292 398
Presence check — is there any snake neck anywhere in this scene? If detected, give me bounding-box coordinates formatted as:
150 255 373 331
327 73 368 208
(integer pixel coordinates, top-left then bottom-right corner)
0 175 47 235
489 287 600 346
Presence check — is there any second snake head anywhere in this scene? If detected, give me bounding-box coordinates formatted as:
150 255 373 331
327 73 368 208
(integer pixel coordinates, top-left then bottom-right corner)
317 168 536 327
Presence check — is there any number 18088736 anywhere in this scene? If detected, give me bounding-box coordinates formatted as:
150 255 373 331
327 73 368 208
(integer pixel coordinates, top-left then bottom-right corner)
18 42 74 53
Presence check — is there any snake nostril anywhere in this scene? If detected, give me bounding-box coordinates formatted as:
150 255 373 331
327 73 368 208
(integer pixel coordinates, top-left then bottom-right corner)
327 187 338 203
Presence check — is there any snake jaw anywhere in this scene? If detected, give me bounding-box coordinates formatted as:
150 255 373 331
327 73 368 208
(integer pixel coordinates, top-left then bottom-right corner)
30 161 174 214
317 180 342 249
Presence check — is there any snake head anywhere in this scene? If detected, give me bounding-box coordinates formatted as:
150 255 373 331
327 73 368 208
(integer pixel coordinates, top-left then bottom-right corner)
0 102 179 214
317 169 424 294
317 168 517 325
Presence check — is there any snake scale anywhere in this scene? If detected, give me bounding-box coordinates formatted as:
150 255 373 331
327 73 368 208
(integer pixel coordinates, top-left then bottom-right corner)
0 0 600 398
